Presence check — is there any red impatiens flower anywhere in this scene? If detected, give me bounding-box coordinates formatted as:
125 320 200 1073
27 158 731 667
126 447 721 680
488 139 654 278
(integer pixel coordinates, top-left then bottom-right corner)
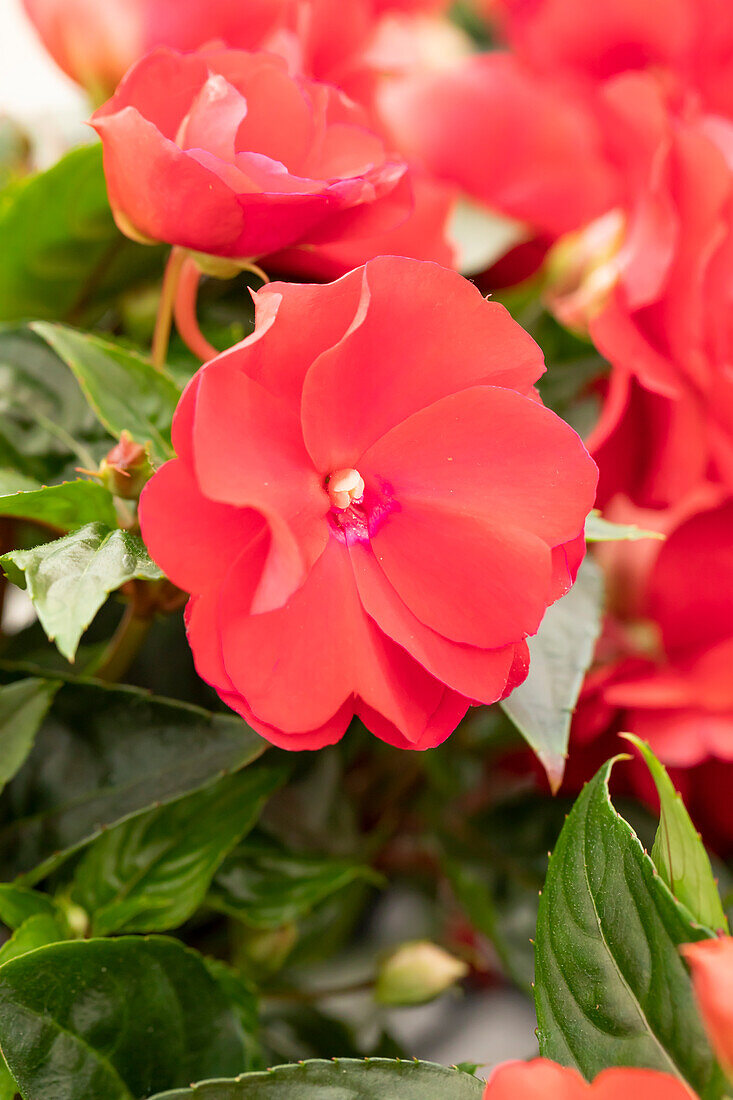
139 257 597 751
22 0 292 96
90 48 414 264
483 1059 691 1099
23 0 448 98
604 500 733 768
683 937 733 1079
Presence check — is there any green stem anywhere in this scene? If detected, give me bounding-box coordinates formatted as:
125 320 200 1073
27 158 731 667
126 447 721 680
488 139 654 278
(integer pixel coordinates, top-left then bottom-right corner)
152 247 185 370
265 978 375 1004
94 603 152 682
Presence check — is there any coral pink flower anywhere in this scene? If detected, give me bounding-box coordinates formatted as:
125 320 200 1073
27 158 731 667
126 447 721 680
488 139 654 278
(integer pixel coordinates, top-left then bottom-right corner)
24 0 455 101
379 51 617 239
682 938 733 1079
491 0 733 116
22 0 291 95
605 501 733 768
483 1059 691 1099
140 257 597 751
90 48 415 263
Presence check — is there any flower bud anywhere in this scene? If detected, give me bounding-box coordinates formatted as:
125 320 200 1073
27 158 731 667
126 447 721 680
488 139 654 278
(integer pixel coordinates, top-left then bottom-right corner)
98 432 154 500
375 940 468 1005
544 208 626 333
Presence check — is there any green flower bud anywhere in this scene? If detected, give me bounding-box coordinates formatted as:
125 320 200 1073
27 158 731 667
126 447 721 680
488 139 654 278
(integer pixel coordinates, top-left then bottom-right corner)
375 940 469 1006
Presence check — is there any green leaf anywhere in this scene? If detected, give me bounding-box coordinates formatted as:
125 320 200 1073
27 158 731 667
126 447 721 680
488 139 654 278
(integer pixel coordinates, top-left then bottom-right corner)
625 735 729 933
502 557 603 791
0 678 59 792
1 522 161 661
0 936 251 1100
585 510 665 542
209 835 379 929
0 884 59 930
72 767 288 935
33 323 180 464
0 143 163 324
534 758 726 1099
145 1059 485 1099
0 325 107 482
0 1061 15 1100
0 912 66 966
0 469 41 495
0 479 117 532
0 680 266 882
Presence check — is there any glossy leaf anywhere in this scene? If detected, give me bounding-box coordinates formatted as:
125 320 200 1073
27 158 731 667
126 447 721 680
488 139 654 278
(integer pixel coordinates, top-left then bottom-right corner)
0 143 162 324
0 912 67 966
0 883 59 929
585 510 665 542
0 937 251 1100
502 557 603 791
0 677 59 792
209 835 378 929
0 680 266 882
625 735 729 933
534 758 726 1099
1 522 162 661
33 323 180 464
72 767 288 935
0 326 106 482
0 479 117 532
146 1059 485 1099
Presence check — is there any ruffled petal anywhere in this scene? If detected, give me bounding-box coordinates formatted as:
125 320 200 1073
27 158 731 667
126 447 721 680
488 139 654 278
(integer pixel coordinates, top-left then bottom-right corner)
370 500 553 649
219 539 449 740
349 539 518 704
301 257 546 472
361 386 597 546
139 459 265 595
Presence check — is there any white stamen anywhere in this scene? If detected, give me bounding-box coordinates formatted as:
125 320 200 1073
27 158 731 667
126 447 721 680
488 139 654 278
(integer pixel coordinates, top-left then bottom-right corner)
328 468 365 510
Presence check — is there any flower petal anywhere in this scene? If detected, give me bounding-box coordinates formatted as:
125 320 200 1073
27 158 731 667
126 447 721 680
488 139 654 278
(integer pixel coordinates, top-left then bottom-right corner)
361 386 597 546
301 256 546 472
370 500 553 649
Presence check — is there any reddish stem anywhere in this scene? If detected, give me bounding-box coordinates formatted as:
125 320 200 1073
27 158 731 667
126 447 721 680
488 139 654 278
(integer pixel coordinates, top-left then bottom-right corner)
174 256 219 363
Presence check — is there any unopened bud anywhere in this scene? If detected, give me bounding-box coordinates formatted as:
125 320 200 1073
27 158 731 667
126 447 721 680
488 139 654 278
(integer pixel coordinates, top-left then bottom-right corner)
375 941 469 1005
98 432 154 500
544 208 626 333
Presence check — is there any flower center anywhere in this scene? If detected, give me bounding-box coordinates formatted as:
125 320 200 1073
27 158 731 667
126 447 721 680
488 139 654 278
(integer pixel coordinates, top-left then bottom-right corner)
326 467 365 511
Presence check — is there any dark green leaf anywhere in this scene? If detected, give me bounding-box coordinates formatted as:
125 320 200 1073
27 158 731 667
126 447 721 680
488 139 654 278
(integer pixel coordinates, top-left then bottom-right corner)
72 767 287 935
502 557 603 791
0 912 66 966
209 835 378 929
146 1059 485 1099
0 680 266 882
1 522 161 661
0 884 59 930
625 735 729 933
0 479 117 532
585 511 665 543
0 325 107 482
33 323 180 464
0 936 250 1100
534 758 726 1098
0 143 162 324
0 678 59 792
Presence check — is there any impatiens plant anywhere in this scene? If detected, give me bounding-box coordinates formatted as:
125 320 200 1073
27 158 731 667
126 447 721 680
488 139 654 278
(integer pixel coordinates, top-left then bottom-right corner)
1 0 733 1097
